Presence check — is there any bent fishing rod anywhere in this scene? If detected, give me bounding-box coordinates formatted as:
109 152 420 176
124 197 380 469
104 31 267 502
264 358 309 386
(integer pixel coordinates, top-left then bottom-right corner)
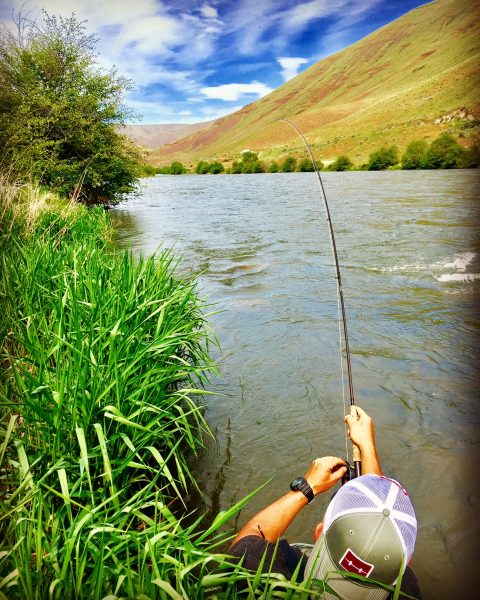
271 118 361 480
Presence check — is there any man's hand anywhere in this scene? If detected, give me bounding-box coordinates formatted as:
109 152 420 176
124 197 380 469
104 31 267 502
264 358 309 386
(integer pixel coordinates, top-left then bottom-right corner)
345 406 382 475
304 456 347 496
345 406 375 451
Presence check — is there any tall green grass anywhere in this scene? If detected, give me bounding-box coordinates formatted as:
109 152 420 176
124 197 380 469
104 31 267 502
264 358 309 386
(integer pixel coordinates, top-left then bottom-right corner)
0 179 241 599
0 179 385 599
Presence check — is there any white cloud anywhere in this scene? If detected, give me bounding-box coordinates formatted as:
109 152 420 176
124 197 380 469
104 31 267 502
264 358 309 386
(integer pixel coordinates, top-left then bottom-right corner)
200 4 218 19
225 0 278 54
277 57 308 81
200 82 273 101
280 0 383 35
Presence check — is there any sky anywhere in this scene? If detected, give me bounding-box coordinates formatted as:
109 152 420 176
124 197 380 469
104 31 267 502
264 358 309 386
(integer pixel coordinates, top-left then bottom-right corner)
0 0 428 124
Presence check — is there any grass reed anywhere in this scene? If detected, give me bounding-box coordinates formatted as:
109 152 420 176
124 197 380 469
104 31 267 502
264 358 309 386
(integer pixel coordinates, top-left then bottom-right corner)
0 178 401 599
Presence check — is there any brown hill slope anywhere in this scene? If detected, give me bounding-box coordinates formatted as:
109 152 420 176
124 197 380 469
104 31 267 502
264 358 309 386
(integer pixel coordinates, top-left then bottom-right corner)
120 122 212 150
152 0 480 167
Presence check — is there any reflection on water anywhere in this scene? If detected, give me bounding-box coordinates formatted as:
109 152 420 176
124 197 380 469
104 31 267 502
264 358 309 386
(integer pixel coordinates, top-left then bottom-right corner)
112 170 480 599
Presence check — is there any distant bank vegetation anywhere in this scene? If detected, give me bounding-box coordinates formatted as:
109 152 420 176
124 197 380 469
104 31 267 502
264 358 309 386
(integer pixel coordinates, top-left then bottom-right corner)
156 131 479 175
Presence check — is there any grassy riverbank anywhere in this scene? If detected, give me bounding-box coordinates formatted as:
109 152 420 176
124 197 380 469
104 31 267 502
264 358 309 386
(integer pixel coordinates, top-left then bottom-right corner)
0 179 296 599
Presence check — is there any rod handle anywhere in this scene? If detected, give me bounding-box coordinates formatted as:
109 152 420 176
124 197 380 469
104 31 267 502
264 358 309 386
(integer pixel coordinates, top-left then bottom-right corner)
350 405 362 465
352 443 361 463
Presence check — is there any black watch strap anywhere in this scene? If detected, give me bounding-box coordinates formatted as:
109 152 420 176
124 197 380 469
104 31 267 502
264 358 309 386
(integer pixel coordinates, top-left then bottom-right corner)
290 477 314 503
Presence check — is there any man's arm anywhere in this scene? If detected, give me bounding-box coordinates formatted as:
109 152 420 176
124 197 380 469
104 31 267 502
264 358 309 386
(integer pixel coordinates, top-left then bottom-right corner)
230 456 347 547
345 406 382 475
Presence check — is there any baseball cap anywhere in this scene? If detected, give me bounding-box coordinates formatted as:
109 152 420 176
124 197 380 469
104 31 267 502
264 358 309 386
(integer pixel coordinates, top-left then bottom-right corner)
305 474 417 599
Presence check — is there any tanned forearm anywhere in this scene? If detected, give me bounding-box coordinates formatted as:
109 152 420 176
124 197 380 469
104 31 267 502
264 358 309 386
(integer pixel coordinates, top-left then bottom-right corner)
359 442 382 475
230 490 308 546
230 456 347 548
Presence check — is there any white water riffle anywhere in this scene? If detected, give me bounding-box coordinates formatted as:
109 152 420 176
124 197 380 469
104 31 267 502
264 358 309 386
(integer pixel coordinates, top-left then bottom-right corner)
112 169 479 599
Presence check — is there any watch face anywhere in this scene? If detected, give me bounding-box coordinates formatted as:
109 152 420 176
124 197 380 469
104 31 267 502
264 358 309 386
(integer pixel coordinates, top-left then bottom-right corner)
290 477 304 489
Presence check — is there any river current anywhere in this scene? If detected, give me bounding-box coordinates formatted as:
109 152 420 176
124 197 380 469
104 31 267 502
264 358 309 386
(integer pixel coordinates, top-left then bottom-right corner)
112 170 479 599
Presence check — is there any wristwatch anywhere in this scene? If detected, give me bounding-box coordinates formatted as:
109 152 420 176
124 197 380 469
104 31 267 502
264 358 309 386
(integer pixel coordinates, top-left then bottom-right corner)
290 477 315 503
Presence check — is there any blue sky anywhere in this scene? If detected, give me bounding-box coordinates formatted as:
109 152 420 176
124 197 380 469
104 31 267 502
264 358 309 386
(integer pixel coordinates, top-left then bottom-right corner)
1 0 428 124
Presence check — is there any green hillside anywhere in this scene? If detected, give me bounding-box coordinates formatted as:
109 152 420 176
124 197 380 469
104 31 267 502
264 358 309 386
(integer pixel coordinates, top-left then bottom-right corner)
151 0 480 167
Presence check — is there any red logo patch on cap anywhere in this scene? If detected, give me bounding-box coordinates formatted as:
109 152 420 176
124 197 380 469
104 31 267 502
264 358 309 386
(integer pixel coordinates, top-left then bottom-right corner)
339 549 374 577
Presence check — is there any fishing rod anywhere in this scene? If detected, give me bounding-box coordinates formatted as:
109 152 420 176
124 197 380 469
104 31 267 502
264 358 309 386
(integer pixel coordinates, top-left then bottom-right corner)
271 118 361 480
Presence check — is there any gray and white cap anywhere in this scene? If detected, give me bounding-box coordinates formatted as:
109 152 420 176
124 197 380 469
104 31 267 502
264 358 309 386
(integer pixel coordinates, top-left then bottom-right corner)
305 474 417 600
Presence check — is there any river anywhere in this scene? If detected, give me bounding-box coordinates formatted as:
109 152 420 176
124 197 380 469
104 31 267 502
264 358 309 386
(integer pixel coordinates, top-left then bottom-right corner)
111 170 479 599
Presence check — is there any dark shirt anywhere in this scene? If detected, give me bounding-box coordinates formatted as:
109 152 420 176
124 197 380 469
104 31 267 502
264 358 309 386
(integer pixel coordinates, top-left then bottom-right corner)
230 535 422 598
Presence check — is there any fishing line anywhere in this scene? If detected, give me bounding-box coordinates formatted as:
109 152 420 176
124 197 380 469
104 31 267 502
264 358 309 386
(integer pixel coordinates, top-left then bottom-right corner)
270 118 361 478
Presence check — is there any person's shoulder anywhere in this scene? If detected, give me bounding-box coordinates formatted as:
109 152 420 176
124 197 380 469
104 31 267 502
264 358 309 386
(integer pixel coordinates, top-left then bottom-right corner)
229 535 276 570
229 536 306 580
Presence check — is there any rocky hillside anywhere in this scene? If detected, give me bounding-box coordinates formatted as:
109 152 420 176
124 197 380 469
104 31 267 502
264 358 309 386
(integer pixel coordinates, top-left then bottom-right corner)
149 0 479 168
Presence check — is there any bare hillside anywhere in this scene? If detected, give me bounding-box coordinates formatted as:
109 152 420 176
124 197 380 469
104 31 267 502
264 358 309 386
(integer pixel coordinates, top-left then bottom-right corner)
120 122 212 151
151 0 479 167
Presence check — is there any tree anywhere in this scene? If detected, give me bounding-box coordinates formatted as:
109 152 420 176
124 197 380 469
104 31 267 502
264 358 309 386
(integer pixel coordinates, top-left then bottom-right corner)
401 140 428 169
195 161 209 174
281 156 297 172
230 161 242 174
268 161 279 173
241 160 264 173
170 161 187 174
206 161 224 174
422 133 465 169
298 158 314 172
0 12 143 205
241 151 258 163
329 155 353 171
367 146 399 170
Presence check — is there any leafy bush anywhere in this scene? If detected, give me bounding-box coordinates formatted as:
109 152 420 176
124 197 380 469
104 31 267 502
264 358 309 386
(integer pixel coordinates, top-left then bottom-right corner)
195 160 209 174
422 133 465 169
298 158 315 172
0 13 142 205
229 152 264 174
401 140 428 169
207 161 225 174
158 161 187 174
240 151 258 163
367 146 399 170
268 161 279 172
241 160 264 173
281 156 297 172
195 160 224 174
329 155 353 171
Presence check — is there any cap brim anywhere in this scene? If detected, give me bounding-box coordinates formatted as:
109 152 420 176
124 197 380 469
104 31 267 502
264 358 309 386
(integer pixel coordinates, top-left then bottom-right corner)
305 535 390 600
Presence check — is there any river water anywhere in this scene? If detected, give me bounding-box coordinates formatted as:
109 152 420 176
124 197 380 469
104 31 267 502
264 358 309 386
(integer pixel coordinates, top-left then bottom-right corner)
112 170 479 599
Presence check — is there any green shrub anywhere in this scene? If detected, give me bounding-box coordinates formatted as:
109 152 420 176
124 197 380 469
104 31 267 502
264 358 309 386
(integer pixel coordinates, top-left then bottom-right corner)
268 161 279 173
207 161 225 174
329 155 353 171
401 140 428 169
240 151 258 163
422 133 465 169
281 156 297 172
230 161 243 174
241 160 264 173
158 161 187 174
367 146 399 170
298 158 315 172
